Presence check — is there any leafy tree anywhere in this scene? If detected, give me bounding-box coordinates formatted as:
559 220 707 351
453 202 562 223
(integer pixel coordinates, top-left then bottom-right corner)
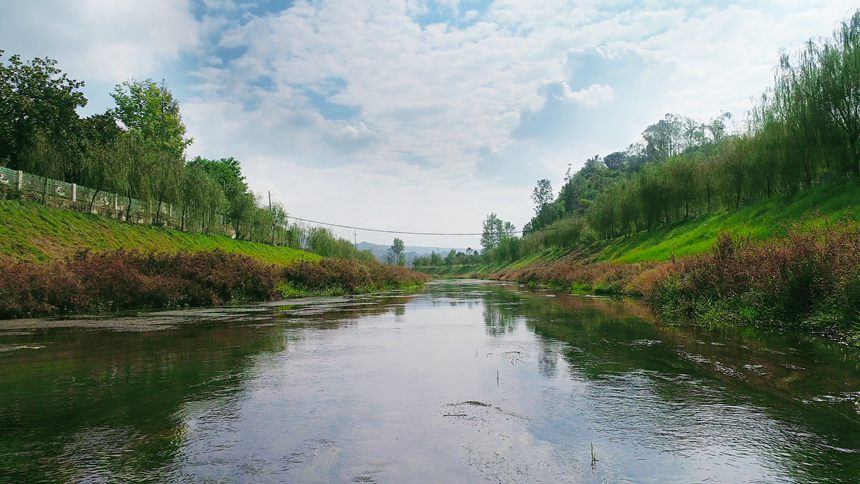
388 238 406 265
531 179 553 214
481 213 516 253
111 79 192 158
188 157 249 234
0 52 86 173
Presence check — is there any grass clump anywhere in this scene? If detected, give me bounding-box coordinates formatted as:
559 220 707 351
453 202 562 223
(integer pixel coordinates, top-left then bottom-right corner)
0 250 431 318
646 223 860 345
280 258 430 297
0 250 283 317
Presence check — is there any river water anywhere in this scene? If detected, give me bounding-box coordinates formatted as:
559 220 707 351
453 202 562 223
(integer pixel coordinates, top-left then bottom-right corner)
0 280 858 483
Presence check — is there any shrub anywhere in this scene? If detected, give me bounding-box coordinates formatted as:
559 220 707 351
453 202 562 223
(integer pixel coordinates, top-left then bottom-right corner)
0 250 282 317
648 223 860 342
281 258 429 295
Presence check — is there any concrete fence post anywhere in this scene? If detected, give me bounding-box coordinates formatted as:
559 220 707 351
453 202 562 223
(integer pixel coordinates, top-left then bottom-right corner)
17 170 23 191
71 183 77 202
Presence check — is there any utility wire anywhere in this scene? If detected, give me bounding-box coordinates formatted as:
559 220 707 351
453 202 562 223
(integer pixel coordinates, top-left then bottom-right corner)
287 215 559 236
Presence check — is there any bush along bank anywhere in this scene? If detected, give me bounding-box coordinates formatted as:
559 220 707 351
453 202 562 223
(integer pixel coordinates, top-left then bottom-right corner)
0 250 430 318
647 223 860 345
491 222 860 346
280 258 430 297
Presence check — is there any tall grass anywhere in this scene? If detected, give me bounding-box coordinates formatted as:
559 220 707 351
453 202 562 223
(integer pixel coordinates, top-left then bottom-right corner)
490 222 860 344
0 250 430 318
648 223 860 344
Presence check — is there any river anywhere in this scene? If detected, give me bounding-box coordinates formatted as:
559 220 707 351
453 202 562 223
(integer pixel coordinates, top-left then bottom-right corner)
0 280 857 482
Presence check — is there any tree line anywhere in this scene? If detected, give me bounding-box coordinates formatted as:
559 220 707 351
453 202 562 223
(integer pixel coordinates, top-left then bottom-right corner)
474 10 860 264
0 50 373 261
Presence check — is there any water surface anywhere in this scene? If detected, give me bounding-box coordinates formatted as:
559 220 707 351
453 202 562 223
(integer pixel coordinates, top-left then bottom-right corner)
0 280 858 482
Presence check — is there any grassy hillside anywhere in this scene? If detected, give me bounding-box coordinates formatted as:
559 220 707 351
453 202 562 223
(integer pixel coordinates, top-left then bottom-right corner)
0 201 320 265
417 248 571 277
419 181 860 277
598 181 860 263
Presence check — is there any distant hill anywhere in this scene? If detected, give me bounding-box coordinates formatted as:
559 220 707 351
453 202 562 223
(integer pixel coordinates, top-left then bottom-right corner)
356 242 465 266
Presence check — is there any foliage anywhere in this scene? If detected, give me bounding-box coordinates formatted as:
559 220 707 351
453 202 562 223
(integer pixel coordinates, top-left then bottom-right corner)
306 227 375 261
482 10 860 265
387 237 406 265
111 79 192 158
281 258 429 296
0 247 430 318
0 53 365 259
647 223 860 344
0 51 87 178
480 212 516 253
0 250 283 317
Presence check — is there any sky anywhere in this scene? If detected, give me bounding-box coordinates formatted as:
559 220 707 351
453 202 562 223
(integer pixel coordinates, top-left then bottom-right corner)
1 0 856 248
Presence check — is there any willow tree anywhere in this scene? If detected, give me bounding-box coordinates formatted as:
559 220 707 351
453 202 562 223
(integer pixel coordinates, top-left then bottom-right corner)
818 11 860 176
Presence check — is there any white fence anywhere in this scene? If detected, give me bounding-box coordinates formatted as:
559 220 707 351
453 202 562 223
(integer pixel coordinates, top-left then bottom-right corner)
0 166 226 231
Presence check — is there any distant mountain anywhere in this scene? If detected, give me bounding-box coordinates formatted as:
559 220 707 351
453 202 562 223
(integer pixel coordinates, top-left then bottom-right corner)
356 242 466 266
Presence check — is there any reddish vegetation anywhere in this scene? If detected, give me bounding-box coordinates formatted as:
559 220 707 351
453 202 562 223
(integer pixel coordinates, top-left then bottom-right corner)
0 251 282 317
494 258 658 295
283 258 430 293
649 223 860 340
0 251 430 318
491 222 860 343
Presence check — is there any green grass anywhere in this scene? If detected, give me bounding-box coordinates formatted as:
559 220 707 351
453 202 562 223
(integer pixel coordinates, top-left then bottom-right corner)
416 181 860 277
0 200 320 266
417 248 569 277
597 181 860 263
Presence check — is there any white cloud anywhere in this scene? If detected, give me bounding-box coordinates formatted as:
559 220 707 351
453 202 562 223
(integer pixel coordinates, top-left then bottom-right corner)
559 83 615 107
2 0 858 246
0 0 200 83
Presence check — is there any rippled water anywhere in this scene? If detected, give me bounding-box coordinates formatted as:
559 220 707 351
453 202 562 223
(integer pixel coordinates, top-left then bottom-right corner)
0 280 858 482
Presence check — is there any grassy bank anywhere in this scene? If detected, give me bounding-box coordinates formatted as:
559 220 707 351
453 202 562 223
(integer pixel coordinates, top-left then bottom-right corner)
0 201 430 317
420 181 860 279
597 181 860 263
648 226 860 345
0 250 430 318
449 183 860 345
492 222 860 345
0 200 319 266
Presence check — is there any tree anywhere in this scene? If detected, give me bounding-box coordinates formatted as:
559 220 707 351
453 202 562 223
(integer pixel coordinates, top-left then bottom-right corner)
531 179 553 215
0 52 87 172
481 213 516 252
388 238 406 265
111 79 192 158
189 157 249 234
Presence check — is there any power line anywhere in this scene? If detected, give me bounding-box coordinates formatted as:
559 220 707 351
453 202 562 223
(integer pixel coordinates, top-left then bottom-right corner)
286 215 559 236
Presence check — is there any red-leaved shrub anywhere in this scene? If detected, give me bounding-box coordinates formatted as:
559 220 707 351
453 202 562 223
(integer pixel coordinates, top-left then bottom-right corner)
0 250 282 318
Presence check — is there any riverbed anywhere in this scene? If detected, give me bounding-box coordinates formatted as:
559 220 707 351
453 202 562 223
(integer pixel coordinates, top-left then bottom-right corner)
0 280 857 482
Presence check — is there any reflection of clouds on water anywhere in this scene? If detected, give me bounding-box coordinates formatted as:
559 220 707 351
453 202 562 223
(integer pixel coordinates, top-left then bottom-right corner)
1 281 858 482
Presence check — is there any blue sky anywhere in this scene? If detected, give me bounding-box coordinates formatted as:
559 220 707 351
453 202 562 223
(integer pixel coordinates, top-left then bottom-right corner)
1 0 856 247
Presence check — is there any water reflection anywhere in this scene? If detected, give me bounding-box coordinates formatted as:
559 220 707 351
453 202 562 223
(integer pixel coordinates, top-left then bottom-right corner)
0 281 857 482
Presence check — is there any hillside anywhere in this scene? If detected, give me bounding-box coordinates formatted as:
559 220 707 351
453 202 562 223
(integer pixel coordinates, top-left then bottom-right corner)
419 181 860 276
356 241 464 265
0 201 320 266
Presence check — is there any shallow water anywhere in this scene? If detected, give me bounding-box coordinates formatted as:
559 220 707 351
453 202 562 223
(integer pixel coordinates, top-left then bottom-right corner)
0 280 858 482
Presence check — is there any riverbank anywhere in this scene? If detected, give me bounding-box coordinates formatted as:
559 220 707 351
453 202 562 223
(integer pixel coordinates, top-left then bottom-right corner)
415 183 860 345
490 222 860 346
0 249 429 318
0 200 318 265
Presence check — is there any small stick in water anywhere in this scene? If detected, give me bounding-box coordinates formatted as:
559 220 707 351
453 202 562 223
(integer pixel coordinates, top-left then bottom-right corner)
496 369 499 386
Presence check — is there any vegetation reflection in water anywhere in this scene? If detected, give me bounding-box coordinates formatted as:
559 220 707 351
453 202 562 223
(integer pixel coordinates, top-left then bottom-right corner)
0 281 857 482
